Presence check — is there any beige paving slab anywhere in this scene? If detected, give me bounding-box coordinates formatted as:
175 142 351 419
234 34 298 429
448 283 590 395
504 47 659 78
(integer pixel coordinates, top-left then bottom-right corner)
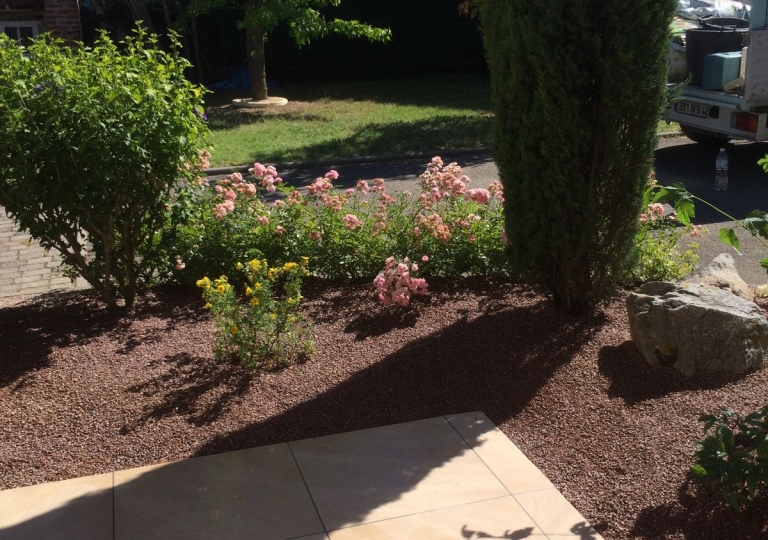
290 416 509 530
446 412 554 494
0 473 113 540
514 488 604 540
328 496 546 540
114 444 325 540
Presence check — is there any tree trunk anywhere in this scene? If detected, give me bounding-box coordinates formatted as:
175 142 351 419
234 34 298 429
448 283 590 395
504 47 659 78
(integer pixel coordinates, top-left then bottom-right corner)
245 3 268 101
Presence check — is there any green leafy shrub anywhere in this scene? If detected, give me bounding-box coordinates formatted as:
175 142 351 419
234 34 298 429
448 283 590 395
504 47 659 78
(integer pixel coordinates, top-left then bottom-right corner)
0 27 208 309
173 158 509 285
197 257 313 369
691 406 768 510
481 0 677 313
651 182 768 273
626 180 700 285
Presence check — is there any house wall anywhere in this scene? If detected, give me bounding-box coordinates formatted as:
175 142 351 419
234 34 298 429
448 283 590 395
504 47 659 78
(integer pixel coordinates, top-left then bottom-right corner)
1 0 80 42
42 0 80 41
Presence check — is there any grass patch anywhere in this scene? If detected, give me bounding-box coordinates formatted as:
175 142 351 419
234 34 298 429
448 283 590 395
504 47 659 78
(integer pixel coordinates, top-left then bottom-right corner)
205 75 493 167
658 119 680 134
204 75 683 167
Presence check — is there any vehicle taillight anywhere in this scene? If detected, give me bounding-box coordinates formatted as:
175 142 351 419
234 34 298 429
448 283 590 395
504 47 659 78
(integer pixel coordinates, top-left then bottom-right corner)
733 112 759 133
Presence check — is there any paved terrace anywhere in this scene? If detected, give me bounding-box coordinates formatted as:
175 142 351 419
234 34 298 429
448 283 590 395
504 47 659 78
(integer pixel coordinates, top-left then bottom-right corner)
0 412 602 540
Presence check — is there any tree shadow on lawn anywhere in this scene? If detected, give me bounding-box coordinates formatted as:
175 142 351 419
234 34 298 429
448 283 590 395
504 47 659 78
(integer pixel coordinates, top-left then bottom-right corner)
598 342 750 405
630 475 768 539
203 75 492 112
206 105 329 132
227 115 493 170
0 285 206 389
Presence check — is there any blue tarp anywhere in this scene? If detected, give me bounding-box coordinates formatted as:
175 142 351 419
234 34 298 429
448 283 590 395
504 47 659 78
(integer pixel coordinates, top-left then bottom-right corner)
208 69 252 91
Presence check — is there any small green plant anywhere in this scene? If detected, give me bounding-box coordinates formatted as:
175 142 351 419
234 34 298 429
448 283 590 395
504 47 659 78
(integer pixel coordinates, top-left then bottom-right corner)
196 257 314 370
627 181 701 285
691 406 768 510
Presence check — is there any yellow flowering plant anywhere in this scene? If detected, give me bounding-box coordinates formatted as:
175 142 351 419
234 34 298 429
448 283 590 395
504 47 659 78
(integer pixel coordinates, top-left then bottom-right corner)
196 257 313 369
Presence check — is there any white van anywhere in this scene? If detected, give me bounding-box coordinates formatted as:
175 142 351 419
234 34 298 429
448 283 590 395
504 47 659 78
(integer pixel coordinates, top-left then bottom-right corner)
665 1 768 142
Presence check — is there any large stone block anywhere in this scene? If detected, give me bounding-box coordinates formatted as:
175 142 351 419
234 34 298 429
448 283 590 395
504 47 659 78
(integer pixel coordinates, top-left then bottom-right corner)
683 252 753 301
626 281 768 376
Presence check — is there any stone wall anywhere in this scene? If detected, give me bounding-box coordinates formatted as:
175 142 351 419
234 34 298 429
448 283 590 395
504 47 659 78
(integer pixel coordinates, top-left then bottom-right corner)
0 208 88 298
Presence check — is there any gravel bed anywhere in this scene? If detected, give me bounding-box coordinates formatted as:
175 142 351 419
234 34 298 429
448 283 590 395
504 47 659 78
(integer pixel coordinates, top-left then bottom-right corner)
1 279 767 539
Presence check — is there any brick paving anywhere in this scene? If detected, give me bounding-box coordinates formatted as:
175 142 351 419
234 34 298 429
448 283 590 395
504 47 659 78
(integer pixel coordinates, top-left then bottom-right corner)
0 208 88 298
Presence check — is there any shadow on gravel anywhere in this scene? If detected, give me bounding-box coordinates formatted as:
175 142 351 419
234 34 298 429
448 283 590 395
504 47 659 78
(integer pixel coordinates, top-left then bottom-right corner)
598 342 748 405
344 308 421 339
185 296 606 526
0 282 609 540
630 477 768 539
122 352 252 430
0 285 205 389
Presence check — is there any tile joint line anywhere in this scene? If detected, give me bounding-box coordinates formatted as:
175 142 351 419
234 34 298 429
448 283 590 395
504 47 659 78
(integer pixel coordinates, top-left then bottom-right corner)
442 415 548 536
287 441 329 535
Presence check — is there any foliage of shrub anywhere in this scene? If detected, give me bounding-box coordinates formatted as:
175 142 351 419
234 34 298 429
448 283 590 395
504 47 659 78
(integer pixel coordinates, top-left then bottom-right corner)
173 158 509 285
481 0 677 313
197 257 313 369
0 27 208 309
650 181 768 273
625 180 700 285
691 406 768 510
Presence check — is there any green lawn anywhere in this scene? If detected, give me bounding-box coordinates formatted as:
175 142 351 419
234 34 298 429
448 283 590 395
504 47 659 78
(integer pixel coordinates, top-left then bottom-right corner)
205 75 493 167
205 75 682 167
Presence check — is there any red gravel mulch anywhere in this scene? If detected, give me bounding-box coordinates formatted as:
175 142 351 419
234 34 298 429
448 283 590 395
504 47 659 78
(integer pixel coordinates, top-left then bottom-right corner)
1 279 767 540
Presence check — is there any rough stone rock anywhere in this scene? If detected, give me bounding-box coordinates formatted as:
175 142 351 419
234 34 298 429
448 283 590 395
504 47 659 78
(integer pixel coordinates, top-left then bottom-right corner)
681 253 753 301
626 281 768 376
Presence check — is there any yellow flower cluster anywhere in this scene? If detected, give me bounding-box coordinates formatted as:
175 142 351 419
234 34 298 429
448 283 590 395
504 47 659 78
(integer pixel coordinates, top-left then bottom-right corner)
196 276 212 290
213 276 231 294
248 259 265 272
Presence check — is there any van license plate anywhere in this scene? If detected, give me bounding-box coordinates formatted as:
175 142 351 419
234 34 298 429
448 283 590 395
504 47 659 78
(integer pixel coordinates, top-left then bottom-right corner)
676 101 711 118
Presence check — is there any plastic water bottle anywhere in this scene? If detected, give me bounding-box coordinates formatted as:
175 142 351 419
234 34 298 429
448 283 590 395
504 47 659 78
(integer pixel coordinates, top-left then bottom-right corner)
715 148 728 191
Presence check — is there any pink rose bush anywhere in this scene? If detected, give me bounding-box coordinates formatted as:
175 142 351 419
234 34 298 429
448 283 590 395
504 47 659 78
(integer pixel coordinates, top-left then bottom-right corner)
178 155 687 302
176 157 509 286
373 256 429 307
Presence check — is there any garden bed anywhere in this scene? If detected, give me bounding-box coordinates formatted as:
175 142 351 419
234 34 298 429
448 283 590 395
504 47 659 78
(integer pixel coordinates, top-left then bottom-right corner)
1 280 767 539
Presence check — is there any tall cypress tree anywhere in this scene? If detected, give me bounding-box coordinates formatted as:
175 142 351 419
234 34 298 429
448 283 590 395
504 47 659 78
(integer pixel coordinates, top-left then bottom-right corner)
481 0 676 314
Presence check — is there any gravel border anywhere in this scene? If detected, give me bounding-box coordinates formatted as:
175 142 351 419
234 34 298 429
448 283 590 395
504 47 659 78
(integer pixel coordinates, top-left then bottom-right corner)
1 280 767 539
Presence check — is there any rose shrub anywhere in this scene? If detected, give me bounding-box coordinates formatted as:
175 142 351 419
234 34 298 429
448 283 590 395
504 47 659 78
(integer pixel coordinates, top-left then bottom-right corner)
174 157 510 288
